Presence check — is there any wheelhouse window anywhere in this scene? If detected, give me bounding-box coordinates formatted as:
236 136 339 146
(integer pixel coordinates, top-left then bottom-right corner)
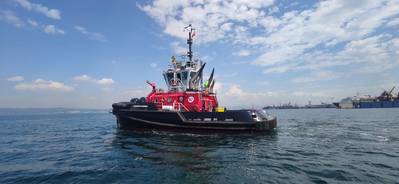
164 72 174 86
181 71 188 88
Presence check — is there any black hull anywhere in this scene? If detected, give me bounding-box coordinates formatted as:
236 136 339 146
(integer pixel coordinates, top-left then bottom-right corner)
113 110 277 133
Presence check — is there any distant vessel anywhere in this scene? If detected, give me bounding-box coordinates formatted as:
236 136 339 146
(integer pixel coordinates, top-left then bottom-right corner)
112 25 277 132
263 101 335 109
334 87 399 108
304 101 335 109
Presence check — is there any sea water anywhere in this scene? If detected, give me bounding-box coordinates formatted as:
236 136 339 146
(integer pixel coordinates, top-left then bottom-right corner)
0 108 398 183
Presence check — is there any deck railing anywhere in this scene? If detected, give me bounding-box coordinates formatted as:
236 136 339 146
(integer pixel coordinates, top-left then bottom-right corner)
153 101 190 112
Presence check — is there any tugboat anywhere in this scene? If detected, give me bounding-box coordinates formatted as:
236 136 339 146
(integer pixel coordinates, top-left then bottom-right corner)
112 25 277 132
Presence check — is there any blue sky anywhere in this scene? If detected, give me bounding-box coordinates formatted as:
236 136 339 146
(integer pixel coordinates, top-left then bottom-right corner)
1 0 399 108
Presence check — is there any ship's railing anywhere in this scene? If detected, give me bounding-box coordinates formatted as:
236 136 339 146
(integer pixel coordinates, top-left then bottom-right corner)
153 101 190 112
173 102 190 112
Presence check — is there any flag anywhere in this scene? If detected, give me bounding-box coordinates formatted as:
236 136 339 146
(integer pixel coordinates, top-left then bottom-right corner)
184 24 192 31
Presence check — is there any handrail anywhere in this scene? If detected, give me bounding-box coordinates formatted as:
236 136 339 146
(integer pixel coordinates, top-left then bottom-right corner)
177 102 190 112
173 102 190 112
153 101 189 112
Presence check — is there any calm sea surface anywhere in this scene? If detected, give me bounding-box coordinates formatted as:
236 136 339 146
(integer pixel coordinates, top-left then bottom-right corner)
0 108 398 183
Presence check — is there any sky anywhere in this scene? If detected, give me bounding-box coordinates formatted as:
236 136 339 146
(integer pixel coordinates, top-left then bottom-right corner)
0 0 399 109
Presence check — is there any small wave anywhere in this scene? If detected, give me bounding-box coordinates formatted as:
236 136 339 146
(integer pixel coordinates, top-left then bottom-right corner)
376 135 389 142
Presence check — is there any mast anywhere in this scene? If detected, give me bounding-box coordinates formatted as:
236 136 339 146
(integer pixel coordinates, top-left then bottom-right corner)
187 26 193 62
186 24 194 62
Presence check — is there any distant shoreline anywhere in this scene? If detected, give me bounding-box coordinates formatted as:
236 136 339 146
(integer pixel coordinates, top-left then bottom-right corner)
0 108 110 116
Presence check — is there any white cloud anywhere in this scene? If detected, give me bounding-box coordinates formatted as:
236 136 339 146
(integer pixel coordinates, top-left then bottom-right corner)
141 0 399 79
139 0 274 43
0 10 25 27
73 75 115 86
15 79 74 92
15 0 61 20
27 19 38 27
170 41 186 54
386 17 399 27
73 74 94 82
74 25 106 42
7 76 24 82
218 84 334 108
262 33 399 74
96 78 114 85
225 84 244 96
234 49 251 57
44 25 65 35
263 64 295 74
150 63 158 68
291 71 340 83
220 84 281 107
0 11 66 36
251 0 399 74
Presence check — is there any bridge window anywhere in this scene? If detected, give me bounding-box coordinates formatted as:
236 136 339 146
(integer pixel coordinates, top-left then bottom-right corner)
180 71 188 88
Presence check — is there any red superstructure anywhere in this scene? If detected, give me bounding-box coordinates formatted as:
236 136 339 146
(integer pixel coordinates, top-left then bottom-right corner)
145 25 218 112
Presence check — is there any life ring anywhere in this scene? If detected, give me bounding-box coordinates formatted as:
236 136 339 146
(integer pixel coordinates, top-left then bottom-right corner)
188 96 194 103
